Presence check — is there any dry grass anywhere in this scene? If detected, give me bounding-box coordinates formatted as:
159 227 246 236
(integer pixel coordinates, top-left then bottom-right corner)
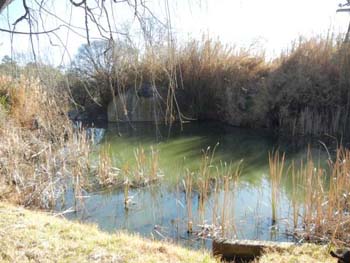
261 37 350 136
69 35 350 136
268 151 285 224
183 169 194 233
181 147 242 239
256 244 336 263
0 202 340 263
96 144 121 186
95 145 162 189
270 148 350 245
174 39 269 122
0 75 92 208
130 146 162 186
0 202 215 263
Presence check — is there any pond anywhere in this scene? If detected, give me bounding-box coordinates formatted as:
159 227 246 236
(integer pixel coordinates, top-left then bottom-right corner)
58 121 328 249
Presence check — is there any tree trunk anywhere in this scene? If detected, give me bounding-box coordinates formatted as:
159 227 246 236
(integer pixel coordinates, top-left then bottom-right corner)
345 20 350 43
0 0 13 13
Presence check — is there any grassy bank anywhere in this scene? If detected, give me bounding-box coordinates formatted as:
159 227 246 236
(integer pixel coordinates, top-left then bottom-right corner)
0 202 215 263
257 244 336 263
0 202 338 263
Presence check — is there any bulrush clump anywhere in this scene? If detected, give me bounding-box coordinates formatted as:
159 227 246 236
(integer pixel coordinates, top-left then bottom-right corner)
272 148 350 245
0 75 92 208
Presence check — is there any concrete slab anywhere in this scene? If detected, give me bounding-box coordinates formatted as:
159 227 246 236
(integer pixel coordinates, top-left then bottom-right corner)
212 238 294 261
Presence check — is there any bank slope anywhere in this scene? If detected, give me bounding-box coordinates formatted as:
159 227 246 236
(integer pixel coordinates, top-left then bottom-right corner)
0 202 215 263
0 202 338 263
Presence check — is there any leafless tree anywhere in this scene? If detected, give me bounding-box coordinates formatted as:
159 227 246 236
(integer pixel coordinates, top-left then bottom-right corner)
338 1 350 42
0 0 184 125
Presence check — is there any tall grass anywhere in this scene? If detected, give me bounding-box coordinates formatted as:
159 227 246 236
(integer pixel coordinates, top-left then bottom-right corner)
69 34 350 137
96 144 121 186
197 145 217 224
290 161 301 229
183 169 193 233
261 37 350 136
0 76 92 208
132 146 161 186
180 144 242 239
217 161 241 237
149 146 159 182
268 150 285 224
268 147 350 245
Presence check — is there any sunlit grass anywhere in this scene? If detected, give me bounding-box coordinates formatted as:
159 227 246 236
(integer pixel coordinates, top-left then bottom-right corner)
0 202 216 263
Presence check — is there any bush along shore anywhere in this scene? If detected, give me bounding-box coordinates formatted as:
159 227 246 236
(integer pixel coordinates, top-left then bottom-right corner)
64 35 350 137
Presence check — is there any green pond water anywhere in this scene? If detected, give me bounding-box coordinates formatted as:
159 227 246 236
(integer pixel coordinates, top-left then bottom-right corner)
60 121 328 249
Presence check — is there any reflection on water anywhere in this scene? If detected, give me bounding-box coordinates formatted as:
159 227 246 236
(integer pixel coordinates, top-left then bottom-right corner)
59 121 327 249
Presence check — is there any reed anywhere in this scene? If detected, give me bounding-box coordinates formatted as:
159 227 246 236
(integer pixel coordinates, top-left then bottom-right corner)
221 175 230 236
134 146 147 183
197 144 218 222
212 177 219 228
284 147 350 244
219 161 242 237
290 161 301 230
0 75 93 208
131 146 161 187
183 169 193 233
149 146 159 182
123 178 130 209
96 144 121 186
268 150 285 225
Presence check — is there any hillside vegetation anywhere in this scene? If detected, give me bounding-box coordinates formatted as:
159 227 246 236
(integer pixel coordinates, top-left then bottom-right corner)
61 35 350 137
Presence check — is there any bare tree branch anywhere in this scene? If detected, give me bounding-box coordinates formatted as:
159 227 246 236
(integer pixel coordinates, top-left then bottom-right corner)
69 0 85 7
13 0 29 26
337 8 350 12
0 26 61 35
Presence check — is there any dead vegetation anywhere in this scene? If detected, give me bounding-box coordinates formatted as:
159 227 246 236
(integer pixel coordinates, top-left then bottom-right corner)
0 75 92 208
67 35 350 137
269 147 350 246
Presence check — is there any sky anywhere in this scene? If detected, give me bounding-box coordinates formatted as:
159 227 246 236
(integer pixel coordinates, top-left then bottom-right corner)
0 0 349 66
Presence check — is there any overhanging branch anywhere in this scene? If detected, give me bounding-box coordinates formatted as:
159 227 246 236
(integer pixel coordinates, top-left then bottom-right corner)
0 26 61 35
337 8 350 12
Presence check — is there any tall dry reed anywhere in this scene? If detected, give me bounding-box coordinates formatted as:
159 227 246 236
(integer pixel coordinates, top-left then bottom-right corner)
0 75 92 208
268 150 285 224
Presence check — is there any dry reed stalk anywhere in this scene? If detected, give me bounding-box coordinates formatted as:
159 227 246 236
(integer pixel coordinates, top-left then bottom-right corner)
219 161 242 237
149 146 159 182
212 177 219 228
183 169 193 233
97 144 113 185
134 146 147 183
314 166 325 232
290 161 301 230
288 147 350 244
0 76 93 208
123 178 130 209
268 150 285 225
197 144 218 224
229 161 242 236
302 151 314 233
221 175 230 236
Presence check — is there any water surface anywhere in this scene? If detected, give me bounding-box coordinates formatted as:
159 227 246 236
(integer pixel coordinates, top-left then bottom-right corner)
60 121 326 249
